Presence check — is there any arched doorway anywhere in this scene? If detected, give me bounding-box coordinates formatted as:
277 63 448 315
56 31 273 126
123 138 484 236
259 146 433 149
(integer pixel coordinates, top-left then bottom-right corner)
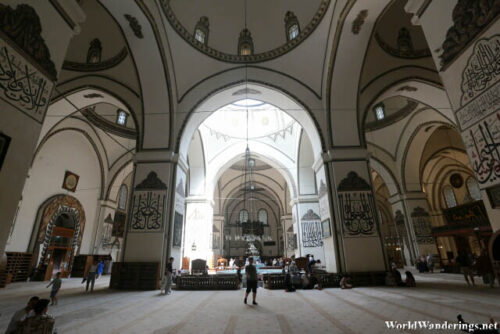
30 195 86 280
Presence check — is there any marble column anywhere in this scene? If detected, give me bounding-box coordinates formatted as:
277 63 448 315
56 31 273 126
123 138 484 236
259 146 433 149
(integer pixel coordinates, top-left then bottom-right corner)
0 1 84 259
326 148 387 272
118 151 178 287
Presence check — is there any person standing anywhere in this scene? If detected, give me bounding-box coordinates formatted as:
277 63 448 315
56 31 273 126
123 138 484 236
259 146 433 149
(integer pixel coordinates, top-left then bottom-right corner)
5 296 39 334
244 257 258 305
163 257 174 295
426 254 434 273
46 272 62 305
456 251 475 286
86 259 98 292
96 260 104 279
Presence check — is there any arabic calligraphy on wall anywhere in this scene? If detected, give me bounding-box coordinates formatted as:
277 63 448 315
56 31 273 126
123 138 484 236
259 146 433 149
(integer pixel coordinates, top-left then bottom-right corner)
337 172 377 237
129 172 168 233
460 35 500 107
0 38 53 123
463 112 500 187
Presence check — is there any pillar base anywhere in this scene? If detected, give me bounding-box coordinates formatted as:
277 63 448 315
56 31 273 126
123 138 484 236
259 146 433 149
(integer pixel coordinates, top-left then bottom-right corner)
110 262 160 290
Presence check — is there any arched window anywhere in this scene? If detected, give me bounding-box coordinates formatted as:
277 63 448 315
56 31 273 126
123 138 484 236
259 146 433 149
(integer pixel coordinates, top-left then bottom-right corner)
194 16 209 45
285 11 300 41
373 103 385 120
118 184 128 210
238 29 254 56
443 185 457 208
239 209 249 223
116 109 128 126
258 209 268 225
466 177 481 201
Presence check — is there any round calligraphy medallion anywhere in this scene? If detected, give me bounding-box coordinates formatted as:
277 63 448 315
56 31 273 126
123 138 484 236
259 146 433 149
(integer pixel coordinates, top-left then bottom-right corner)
450 173 463 188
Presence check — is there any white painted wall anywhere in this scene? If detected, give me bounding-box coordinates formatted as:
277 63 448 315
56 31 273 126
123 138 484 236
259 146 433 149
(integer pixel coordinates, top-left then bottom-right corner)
7 131 101 254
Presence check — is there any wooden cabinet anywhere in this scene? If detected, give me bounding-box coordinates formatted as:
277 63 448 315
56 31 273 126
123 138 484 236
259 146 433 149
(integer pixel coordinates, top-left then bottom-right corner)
6 252 33 283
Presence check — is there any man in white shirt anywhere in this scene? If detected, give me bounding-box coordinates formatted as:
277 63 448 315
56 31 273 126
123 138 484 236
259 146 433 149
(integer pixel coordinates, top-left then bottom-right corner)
86 259 98 292
5 296 39 334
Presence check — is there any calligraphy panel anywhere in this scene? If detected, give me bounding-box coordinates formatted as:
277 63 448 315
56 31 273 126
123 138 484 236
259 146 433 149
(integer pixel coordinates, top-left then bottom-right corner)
301 210 323 247
463 112 500 188
337 171 377 238
0 38 54 123
129 172 168 233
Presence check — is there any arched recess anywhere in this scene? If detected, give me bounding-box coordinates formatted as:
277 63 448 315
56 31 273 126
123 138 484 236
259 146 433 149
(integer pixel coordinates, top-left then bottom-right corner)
400 118 457 193
188 130 206 196
298 130 316 195
28 194 86 279
178 82 324 164
107 161 134 201
47 83 141 148
208 148 297 202
370 157 401 197
8 130 102 254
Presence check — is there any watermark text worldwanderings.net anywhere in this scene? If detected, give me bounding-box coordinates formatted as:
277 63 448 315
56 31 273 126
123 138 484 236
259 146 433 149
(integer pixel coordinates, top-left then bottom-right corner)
385 320 498 331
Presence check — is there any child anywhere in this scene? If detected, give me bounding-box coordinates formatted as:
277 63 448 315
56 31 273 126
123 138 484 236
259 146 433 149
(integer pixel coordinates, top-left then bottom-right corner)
46 272 62 305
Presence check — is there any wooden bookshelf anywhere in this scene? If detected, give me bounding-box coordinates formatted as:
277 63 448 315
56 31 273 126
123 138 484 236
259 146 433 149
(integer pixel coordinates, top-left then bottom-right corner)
6 252 33 282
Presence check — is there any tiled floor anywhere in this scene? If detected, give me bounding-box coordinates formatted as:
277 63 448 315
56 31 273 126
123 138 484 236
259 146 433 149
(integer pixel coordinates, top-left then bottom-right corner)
0 271 498 334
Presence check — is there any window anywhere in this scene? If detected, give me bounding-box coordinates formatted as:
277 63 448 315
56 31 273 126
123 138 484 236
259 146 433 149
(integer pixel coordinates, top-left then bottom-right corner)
239 209 249 223
466 177 481 201
374 103 385 120
258 209 268 225
443 186 457 208
285 11 300 42
194 29 206 43
238 29 254 56
117 110 127 126
194 16 209 45
118 184 128 210
289 24 299 40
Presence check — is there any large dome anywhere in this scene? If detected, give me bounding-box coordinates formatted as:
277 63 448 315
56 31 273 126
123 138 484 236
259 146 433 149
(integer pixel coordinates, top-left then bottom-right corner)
202 99 295 140
162 0 329 62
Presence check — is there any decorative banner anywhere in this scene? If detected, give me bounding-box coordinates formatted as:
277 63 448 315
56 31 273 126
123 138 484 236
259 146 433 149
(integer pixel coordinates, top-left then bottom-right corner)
129 172 167 232
301 209 323 247
337 171 377 237
173 211 183 247
0 38 54 123
410 207 433 244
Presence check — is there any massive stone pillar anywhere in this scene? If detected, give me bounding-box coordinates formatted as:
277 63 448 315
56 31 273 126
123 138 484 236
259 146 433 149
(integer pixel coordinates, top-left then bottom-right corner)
326 148 387 272
406 0 500 232
0 1 84 260
113 151 177 289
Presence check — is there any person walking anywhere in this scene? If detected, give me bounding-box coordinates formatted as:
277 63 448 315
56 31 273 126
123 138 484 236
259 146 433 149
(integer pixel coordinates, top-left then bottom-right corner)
244 257 258 305
86 259 98 292
46 272 62 305
163 257 174 295
456 251 475 286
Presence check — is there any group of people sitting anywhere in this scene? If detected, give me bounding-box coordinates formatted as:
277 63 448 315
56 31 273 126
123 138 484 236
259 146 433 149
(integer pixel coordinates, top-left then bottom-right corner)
386 269 416 287
6 297 54 334
283 254 326 292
